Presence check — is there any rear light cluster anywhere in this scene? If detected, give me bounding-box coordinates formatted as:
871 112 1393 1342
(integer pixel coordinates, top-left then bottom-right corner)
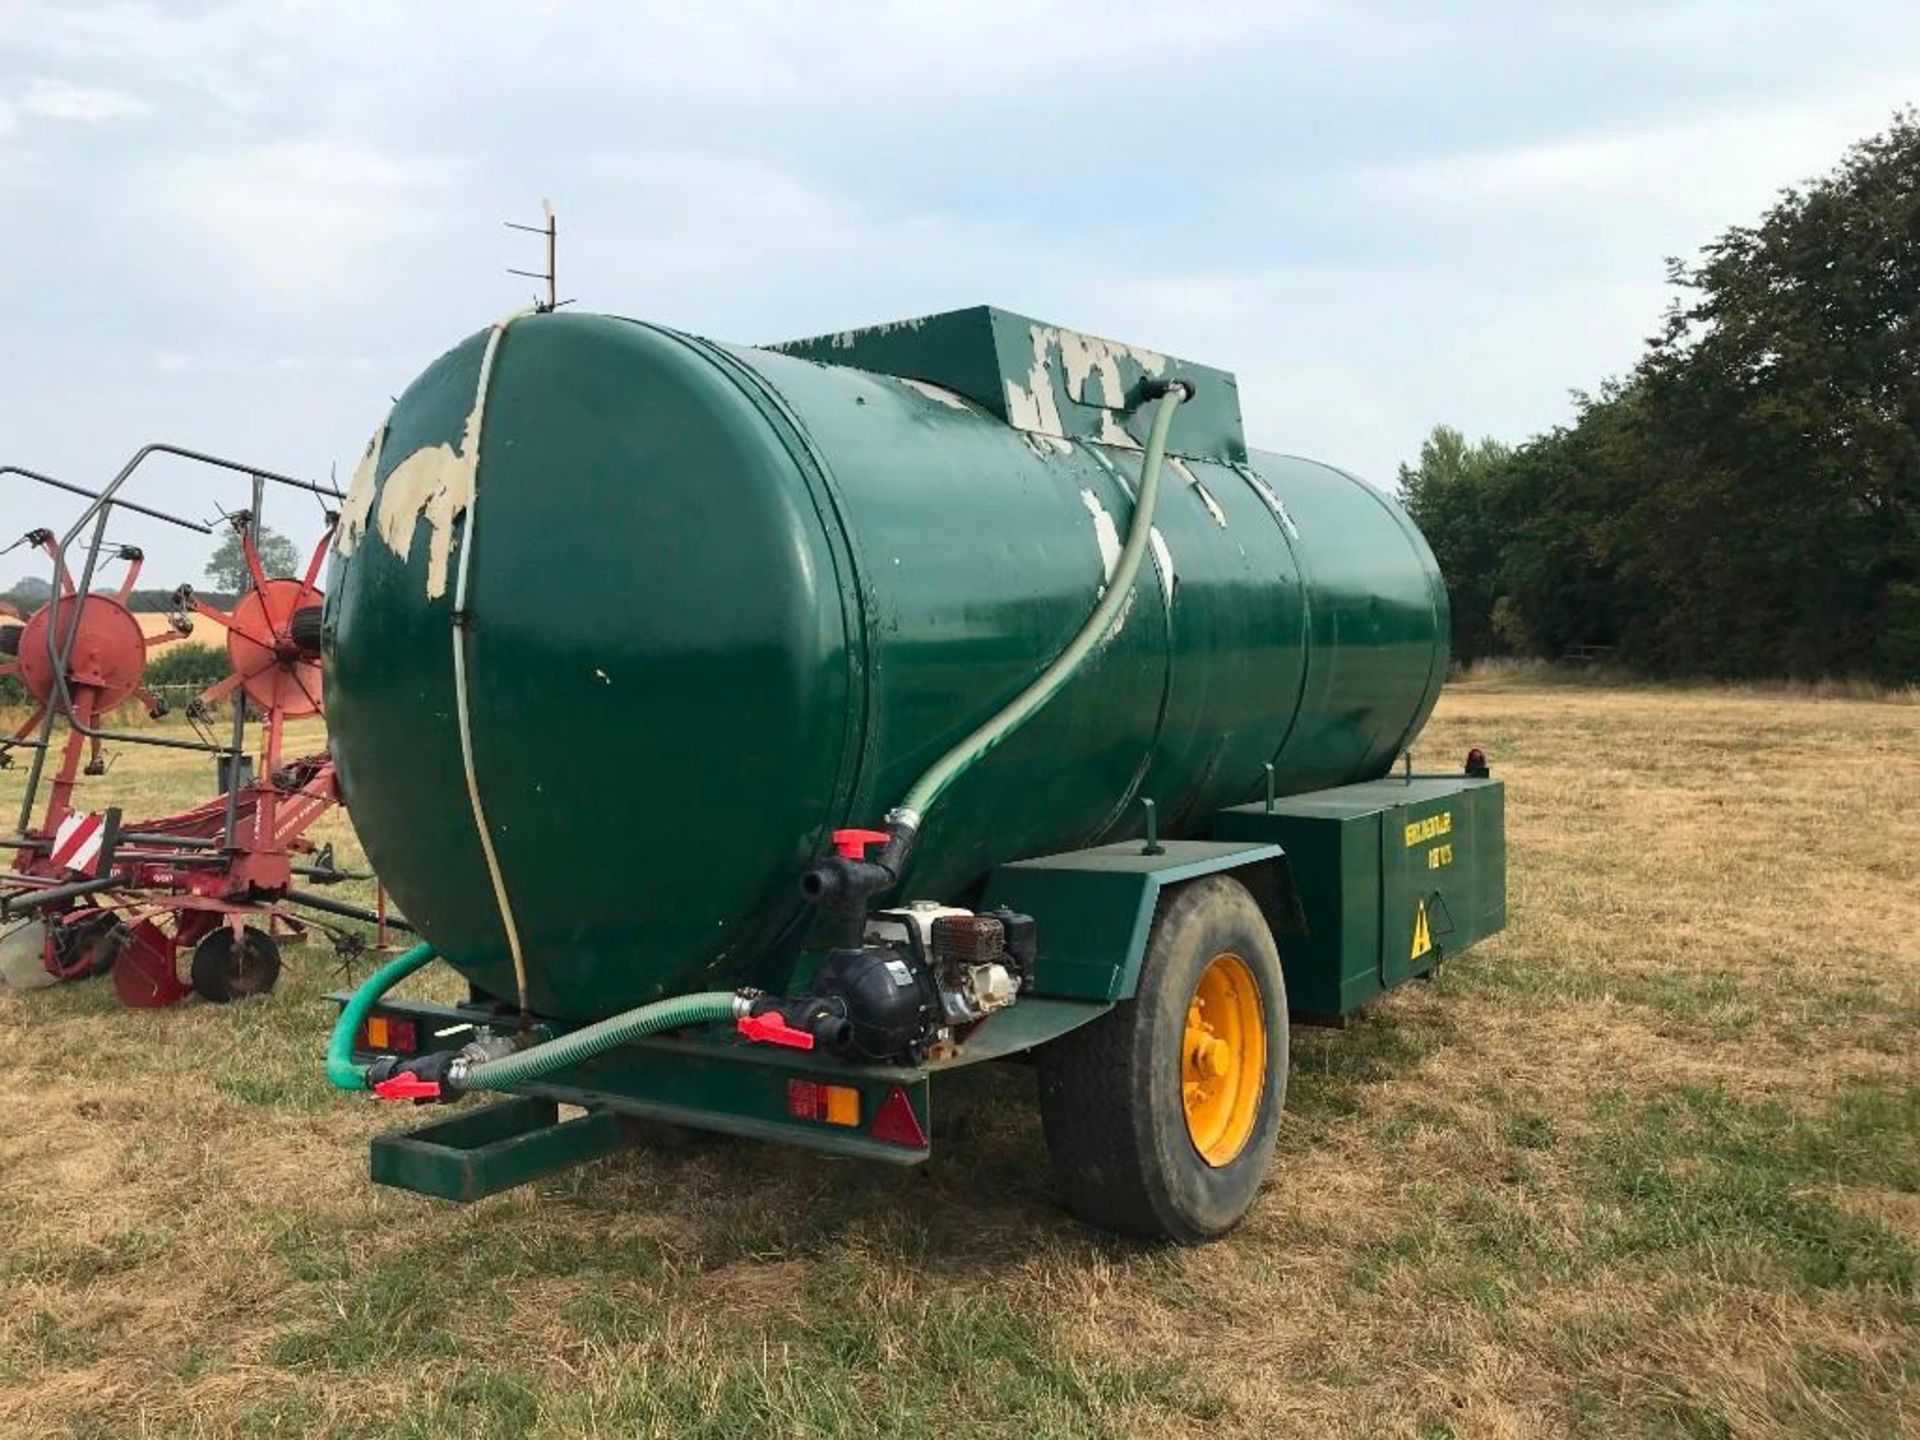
786 1079 859 1126
358 1014 419 1053
784 1079 929 1148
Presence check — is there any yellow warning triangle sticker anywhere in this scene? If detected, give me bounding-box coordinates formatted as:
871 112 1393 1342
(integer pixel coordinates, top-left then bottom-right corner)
1410 899 1433 961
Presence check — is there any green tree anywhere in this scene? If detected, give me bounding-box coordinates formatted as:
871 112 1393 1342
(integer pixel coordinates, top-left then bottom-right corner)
3 575 52 607
1400 108 1920 683
1396 424 1512 662
1624 108 1920 681
205 524 300 592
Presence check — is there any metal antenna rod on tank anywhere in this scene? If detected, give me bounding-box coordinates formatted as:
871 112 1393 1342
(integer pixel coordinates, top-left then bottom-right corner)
505 200 572 313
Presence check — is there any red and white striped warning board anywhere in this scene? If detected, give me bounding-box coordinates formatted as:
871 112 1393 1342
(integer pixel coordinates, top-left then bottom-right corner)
50 813 106 875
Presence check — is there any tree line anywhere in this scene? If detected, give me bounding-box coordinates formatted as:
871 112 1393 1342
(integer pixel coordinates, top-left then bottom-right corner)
1399 111 1919 684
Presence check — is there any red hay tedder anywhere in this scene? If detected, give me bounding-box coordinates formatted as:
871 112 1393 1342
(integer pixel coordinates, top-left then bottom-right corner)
0 451 402 1006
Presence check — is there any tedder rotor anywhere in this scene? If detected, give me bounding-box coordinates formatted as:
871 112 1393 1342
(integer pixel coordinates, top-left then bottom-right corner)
0 448 401 1006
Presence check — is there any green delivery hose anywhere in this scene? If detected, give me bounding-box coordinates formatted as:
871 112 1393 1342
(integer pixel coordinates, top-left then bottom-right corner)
896 381 1191 826
459 990 739 1091
327 942 438 1091
326 940 740 1096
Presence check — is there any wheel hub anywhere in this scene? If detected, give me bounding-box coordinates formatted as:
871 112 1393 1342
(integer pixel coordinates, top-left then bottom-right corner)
1180 951 1266 1167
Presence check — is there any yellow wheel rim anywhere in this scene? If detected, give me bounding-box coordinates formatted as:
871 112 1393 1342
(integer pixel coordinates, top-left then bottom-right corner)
1181 951 1266 1166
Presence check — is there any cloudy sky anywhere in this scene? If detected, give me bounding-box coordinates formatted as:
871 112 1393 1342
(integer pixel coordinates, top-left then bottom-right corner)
2 0 1917 586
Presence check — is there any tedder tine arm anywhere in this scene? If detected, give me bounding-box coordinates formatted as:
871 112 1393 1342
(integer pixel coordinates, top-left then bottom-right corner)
192 596 270 653
192 671 245 712
115 552 145 601
297 525 333 598
5 702 47 746
287 662 321 715
241 524 273 598
38 532 76 598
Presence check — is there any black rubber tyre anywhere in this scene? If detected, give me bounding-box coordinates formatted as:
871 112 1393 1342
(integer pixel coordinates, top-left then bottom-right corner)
0 623 19 658
1037 874 1289 1243
288 605 324 655
190 926 282 1003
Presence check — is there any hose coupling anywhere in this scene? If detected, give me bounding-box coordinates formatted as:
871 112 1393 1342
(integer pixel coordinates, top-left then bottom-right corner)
368 1033 515 1104
366 1049 461 1103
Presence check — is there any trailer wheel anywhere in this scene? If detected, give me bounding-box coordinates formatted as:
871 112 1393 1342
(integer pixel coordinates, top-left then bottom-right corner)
190 926 282 1003
1038 874 1288 1243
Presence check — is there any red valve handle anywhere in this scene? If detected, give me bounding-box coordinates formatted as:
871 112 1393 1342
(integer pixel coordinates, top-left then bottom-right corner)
372 1072 443 1102
831 827 890 861
737 1012 816 1051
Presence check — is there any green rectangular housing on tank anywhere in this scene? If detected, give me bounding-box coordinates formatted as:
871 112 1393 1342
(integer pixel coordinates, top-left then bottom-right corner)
1213 774 1506 1020
772 305 1250 463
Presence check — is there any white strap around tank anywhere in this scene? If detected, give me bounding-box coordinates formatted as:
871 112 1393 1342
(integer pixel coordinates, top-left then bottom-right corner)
449 311 534 1013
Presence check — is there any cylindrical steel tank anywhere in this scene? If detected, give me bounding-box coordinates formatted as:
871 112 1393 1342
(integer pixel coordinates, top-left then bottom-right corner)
324 312 1447 1019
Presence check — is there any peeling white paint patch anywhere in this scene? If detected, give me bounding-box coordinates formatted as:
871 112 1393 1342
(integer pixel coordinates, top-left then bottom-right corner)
1021 432 1075 461
825 314 930 349
1079 488 1122 593
1053 325 1167 406
1095 410 1141 449
1239 466 1302 540
1005 325 1065 437
1005 379 1043 432
1171 456 1229 525
1057 329 1123 408
334 423 386 558
375 381 489 600
1002 324 1175 453
896 376 972 411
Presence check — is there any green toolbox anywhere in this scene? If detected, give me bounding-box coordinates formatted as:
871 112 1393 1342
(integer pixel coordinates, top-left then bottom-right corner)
1214 774 1505 1021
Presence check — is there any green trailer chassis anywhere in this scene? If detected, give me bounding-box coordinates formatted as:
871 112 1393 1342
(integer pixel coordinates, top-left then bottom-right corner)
349 775 1504 1202
347 991 1113 1197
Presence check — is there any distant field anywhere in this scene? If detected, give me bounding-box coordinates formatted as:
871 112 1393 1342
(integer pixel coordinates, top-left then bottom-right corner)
0 680 1914 1438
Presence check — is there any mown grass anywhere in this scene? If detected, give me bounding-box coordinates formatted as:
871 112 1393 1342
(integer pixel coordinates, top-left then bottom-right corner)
1 681 1915 1437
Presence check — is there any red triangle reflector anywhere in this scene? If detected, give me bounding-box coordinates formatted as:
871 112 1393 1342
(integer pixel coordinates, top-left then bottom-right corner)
869 1085 928 1148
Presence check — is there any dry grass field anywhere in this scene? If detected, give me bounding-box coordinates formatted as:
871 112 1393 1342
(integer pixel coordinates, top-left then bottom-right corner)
0 678 1914 1438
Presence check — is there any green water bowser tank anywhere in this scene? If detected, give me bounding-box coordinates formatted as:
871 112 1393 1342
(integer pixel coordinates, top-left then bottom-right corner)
323 306 1448 1021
